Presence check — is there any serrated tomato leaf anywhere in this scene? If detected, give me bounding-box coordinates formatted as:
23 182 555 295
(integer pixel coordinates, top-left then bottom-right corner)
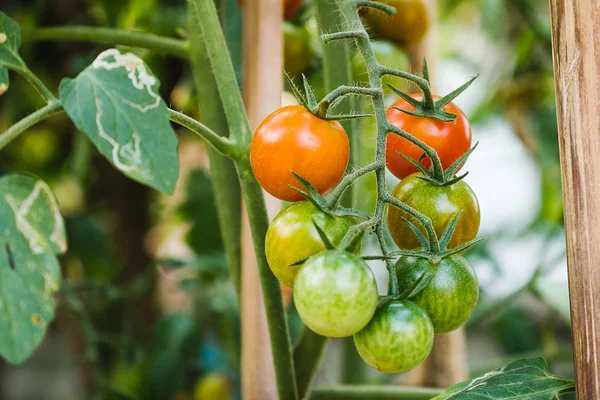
0 12 24 69
433 357 574 400
59 49 180 194
0 174 67 364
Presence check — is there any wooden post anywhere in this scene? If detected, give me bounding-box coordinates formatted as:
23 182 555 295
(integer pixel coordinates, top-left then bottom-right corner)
549 0 600 397
241 2 283 399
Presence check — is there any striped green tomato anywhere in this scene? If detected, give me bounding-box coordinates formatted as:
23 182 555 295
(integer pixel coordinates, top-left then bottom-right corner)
354 301 433 373
294 250 379 338
397 255 479 334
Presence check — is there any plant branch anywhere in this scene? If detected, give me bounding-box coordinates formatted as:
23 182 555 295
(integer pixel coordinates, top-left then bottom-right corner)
327 162 381 207
26 27 189 59
0 101 63 150
168 109 238 157
307 385 443 400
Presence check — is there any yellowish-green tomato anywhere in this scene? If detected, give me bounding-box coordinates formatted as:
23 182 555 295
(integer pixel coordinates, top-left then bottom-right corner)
294 250 379 337
265 201 359 288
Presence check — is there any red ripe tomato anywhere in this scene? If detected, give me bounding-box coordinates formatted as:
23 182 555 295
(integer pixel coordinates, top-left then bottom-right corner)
385 94 471 180
250 105 349 202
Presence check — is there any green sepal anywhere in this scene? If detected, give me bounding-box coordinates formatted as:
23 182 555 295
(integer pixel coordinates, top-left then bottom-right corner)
289 171 332 216
436 75 479 109
342 229 364 253
401 217 430 251
288 256 309 267
302 74 318 109
444 142 479 180
396 258 436 300
311 219 336 250
361 255 396 261
421 58 431 84
396 151 430 176
438 211 462 251
439 237 485 258
284 71 308 109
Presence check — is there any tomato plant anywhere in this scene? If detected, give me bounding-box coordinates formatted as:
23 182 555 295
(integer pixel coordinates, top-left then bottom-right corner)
387 173 480 250
265 201 359 288
363 0 430 46
250 105 350 202
386 94 472 179
396 255 479 334
294 250 379 337
354 301 434 373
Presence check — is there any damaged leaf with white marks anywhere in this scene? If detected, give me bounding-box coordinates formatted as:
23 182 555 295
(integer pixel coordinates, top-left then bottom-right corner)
433 357 575 399
59 48 180 194
0 174 67 364
0 12 25 69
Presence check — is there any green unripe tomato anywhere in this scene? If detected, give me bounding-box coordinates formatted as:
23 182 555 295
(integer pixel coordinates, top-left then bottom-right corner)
265 202 359 288
396 255 479 334
354 301 433 373
351 40 409 93
284 21 315 78
294 250 379 337
387 173 480 250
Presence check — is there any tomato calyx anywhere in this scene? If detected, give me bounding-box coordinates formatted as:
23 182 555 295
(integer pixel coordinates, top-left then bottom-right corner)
398 142 479 186
285 73 376 121
388 210 483 266
388 60 478 123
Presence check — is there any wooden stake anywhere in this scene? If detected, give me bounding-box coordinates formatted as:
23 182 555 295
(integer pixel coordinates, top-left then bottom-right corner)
241 1 283 399
549 0 600 396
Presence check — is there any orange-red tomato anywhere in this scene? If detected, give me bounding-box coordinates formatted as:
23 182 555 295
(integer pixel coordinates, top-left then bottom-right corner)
250 105 349 202
385 95 471 180
238 0 302 19
363 0 429 46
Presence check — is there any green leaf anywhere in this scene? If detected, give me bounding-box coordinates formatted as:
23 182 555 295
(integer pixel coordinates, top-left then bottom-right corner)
0 12 24 69
0 173 67 364
433 357 575 400
59 49 180 194
439 212 462 251
0 66 8 95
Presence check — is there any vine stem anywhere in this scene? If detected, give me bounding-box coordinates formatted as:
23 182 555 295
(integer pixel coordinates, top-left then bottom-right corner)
26 27 190 59
331 0 442 294
0 101 62 150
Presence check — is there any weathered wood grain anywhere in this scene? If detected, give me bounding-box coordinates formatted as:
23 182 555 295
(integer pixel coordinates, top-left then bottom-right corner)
241 1 283 399
549 0 600 396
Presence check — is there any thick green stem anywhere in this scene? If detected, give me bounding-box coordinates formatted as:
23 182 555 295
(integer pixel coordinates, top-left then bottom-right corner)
0 101 62 150
236 163 298 400
188 1 297 398
307 385 443 400
168 109 239 157
188 0 252 145
26 27 189 59
188 1 242 305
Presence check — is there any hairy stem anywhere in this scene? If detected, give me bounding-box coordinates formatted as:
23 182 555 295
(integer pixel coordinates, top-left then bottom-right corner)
0 101 62 150
168 109 239 157
26 27 189 59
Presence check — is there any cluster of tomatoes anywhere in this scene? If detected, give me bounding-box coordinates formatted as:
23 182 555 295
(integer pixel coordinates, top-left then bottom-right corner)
248 0 481 374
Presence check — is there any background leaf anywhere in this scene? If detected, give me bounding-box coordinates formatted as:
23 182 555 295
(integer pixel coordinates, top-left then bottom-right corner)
0 173 66 364
0 12 23 68
433 357 574 399
59 48 180 194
